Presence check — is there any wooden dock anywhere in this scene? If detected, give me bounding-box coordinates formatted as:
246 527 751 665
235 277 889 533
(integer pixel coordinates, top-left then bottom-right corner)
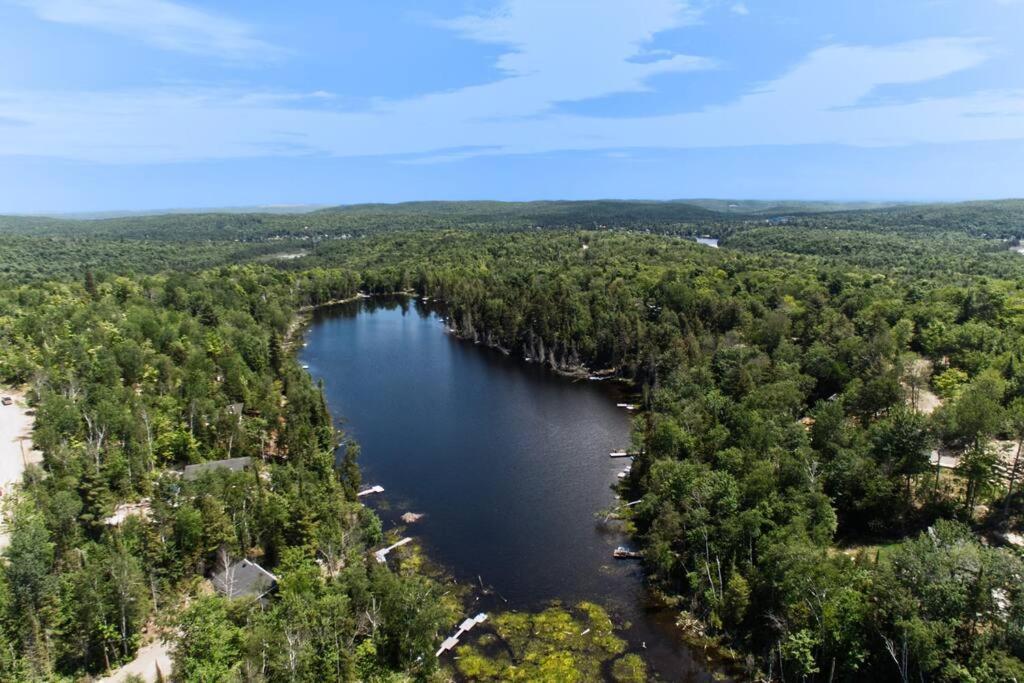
613 546 644 559
435 612 488 657
373 537 412 563
357 485 385 497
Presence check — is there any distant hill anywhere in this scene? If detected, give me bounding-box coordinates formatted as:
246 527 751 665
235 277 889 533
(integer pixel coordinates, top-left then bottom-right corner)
0 200 728 241
683 199 907 215
316 199 723 225
1 199 1022 244
28 204 331 219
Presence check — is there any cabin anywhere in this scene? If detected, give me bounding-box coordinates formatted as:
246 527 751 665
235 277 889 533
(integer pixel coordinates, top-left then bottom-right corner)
212 559 278 600
183 456 252 481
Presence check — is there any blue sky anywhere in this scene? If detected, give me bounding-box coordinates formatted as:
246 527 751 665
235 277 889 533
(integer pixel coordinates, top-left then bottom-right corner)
1 0 1023 212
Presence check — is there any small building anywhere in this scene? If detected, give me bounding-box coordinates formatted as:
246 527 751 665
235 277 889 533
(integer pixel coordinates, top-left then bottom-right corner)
212 559 278 600
183 456 252 481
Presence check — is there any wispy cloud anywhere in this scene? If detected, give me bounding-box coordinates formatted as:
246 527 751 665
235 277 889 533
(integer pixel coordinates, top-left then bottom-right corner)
731 3 750 16
0 1 1022 163
10 0 279 59
416 0 715 118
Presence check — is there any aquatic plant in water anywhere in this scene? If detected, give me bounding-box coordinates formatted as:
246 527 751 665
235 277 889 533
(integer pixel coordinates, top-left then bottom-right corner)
454 601 645 681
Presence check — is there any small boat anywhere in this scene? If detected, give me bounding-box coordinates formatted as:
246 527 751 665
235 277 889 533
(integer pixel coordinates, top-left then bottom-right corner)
613 546 643 559
301 363 310 370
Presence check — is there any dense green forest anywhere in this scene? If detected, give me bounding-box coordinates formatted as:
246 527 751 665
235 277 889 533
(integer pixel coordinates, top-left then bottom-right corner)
2 199 1024 681
0 267 457 680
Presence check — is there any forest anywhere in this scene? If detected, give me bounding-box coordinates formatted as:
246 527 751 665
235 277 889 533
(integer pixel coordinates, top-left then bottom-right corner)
1 199 1024 680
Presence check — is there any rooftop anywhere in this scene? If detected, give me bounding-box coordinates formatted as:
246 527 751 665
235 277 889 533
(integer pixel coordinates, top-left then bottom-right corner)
211 559 278 600
183 456 252 481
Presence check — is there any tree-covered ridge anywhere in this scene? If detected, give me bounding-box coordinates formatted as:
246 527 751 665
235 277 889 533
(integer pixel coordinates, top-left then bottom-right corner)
1 198 1015 246
723 227 1024 279
720 199 1024 279
0 265 456 680
2 198 1023 286
810 200 1024 239
0 235 304 285
0 200 726 242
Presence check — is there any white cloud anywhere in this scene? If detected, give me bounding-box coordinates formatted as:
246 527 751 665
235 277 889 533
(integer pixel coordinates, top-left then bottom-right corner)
0 0 1022 164
418 0 715 118
731 3 750 16
10 0 279 59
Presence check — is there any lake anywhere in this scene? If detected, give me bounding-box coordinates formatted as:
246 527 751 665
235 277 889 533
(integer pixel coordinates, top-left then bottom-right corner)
301 297 719 681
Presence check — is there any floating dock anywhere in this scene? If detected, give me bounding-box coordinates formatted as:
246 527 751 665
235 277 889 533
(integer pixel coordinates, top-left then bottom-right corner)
373 537 412 563
357 485 385 497
436 613 488 657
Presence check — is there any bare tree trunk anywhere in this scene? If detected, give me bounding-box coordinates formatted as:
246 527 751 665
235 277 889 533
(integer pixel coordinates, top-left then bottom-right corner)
1004 438 1023 516
883 634 910 683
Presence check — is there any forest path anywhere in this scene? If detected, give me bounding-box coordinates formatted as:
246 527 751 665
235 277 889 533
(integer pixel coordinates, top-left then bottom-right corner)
98 639 172 682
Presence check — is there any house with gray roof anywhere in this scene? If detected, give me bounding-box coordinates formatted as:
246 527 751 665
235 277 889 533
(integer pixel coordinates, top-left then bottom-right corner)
183 456 252 481
211 559 278 600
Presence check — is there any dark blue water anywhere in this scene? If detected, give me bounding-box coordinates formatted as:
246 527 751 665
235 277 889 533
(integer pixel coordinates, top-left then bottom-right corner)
301 297 718 681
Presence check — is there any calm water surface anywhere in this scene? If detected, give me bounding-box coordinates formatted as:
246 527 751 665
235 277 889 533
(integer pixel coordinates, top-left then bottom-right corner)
301 298 719 681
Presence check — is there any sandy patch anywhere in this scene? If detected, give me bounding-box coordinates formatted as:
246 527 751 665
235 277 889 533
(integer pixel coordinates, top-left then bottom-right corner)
914 386 942 415
0 389 43 549
0 390 41 491
99 639 173 683
905 358 942 415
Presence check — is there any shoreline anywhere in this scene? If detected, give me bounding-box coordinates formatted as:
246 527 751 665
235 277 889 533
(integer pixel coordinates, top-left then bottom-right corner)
291 290 630 383
297 298 737 679
285 291 374 348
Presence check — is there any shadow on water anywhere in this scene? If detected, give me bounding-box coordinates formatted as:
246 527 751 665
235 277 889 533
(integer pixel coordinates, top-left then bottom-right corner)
301 296 724 681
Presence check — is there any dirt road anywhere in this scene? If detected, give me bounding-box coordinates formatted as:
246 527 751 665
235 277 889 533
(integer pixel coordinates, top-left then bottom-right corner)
0 389 42 549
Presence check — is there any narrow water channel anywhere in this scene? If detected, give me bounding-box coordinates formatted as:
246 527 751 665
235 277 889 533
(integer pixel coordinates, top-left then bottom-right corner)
300 297 718 681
